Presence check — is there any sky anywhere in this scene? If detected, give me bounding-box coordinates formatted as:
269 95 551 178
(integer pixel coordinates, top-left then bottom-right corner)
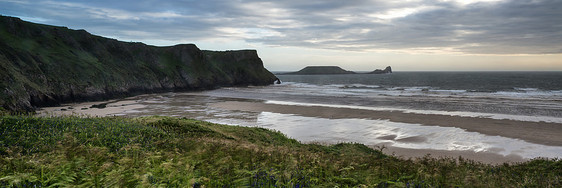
1 0 561 71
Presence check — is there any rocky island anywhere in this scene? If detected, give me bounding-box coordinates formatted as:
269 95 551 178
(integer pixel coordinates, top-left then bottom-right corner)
281 66 356 75
368 66 392 74
281 66 392 75
0 15 278 112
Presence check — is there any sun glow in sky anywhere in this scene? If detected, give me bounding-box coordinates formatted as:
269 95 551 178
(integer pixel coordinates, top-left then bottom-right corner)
1 0 561 71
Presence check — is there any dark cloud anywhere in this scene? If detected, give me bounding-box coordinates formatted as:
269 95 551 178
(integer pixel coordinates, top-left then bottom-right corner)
1 0 560 54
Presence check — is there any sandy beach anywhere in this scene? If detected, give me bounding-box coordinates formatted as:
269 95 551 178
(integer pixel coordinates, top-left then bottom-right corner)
377 145 527 164
37 98 146 117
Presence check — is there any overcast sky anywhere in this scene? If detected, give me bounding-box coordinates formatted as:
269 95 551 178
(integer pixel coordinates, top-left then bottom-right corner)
1 0 561 71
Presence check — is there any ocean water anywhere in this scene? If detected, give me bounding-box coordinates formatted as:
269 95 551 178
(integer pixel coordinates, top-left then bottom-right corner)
277 72 562 92
270 72 562 119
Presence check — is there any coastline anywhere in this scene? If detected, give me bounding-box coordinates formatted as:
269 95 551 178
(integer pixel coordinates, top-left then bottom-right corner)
0 15 278 112
37 95 562 164
37 98 146 117
211 101 562 147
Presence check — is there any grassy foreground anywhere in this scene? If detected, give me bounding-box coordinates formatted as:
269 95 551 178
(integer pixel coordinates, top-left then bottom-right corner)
0 115 560 187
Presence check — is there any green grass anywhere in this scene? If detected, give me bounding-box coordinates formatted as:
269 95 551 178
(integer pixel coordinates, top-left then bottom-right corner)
1 115 561 187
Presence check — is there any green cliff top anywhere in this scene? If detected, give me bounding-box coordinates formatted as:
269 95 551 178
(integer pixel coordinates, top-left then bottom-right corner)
0 15 277 112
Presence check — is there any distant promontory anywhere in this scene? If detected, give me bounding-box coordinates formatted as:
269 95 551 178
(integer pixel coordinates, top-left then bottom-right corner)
280 66 392 75
282 66 356 75
368 66 392 74
0 15 278 112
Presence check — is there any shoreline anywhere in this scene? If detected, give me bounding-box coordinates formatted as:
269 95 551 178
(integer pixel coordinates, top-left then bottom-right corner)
36 95 561 164
36 98 146 117
211 101 562 147
374 144 527 164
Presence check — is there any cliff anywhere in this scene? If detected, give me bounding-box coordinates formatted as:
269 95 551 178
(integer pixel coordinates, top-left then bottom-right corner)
282 66 356 75
0 15 277 112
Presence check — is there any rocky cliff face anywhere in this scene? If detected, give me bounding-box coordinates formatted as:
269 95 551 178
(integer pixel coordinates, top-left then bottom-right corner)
0 16 277 112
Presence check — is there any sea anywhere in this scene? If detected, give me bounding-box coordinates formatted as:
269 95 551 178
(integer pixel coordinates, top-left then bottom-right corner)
46 72 562 160
273 72 562 119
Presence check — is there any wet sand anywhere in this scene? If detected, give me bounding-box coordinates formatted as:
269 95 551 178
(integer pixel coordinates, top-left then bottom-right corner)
37 99 145 117
378 145 527 164
210 101 562 164
211 101 562 147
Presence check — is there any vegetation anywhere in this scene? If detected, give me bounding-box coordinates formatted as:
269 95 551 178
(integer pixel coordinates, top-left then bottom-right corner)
1 115 560 187
0 15 277 112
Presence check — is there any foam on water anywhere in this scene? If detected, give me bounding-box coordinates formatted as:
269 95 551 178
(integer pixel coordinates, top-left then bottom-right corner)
276 82 562 99
264 100 562 124
226 80 559 118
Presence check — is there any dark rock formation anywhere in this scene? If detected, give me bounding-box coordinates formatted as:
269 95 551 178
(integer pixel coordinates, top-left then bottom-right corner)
282 66 356 75
368 66 392 74
0 15 278 112
280 66 393 75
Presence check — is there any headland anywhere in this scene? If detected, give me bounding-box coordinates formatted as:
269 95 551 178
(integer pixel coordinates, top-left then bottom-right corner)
280 66 392 75
0 15 277 112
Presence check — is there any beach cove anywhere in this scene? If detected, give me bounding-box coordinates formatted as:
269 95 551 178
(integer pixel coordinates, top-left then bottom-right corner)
38 76 562 164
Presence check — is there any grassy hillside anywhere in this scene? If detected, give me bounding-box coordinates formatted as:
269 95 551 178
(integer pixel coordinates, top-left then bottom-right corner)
0 15 277 112
0 115 560 187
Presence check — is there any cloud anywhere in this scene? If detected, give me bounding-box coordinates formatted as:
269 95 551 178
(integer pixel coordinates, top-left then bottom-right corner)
1 0 561 54
247 0 562 54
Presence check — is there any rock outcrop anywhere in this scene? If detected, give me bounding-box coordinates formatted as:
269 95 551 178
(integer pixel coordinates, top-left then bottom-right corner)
280 66 393 75
368 66 392 74
282 66 356 75
0 15 278 112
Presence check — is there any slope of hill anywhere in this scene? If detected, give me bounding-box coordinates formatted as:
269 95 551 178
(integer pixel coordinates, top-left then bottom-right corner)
1 115 559 187
0 15 277 112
